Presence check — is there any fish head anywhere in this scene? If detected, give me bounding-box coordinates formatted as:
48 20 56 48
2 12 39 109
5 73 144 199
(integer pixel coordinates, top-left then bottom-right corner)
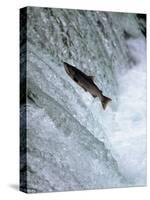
64 62 76 78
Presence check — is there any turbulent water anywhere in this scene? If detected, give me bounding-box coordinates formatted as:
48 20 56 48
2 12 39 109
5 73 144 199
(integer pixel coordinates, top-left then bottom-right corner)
20 7 146 193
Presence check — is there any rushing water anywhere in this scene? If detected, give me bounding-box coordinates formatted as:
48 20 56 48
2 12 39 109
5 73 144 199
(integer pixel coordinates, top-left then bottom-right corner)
20 7 146 192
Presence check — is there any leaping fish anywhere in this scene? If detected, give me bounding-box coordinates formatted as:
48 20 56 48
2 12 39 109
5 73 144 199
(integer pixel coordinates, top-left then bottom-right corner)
64 62 112 110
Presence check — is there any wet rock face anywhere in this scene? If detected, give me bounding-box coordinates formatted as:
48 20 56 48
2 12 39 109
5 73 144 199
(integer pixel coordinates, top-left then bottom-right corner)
20 7 146 193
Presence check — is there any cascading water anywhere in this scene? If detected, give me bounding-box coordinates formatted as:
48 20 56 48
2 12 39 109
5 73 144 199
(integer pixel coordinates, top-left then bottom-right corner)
20 7 146 192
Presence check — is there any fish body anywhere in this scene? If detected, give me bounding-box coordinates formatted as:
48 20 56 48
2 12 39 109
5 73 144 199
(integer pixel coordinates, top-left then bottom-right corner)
64 62 112 109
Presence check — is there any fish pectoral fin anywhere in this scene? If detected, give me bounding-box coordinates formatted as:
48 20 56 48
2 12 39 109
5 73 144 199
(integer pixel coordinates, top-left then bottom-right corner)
73 77 78 83
88 76 94 81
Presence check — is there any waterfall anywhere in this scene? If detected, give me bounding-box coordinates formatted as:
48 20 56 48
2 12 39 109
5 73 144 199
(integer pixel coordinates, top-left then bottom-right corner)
20 7 146 192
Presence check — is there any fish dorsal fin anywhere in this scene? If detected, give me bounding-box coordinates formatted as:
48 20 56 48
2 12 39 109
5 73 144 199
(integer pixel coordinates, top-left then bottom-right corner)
88 76 94 81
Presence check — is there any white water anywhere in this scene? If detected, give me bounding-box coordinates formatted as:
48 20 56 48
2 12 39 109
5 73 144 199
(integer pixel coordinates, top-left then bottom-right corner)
22 7 147 192
102 36 146 185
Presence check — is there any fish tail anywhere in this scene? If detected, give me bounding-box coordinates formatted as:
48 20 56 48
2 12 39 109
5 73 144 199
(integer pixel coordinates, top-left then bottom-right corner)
101 95 112 110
